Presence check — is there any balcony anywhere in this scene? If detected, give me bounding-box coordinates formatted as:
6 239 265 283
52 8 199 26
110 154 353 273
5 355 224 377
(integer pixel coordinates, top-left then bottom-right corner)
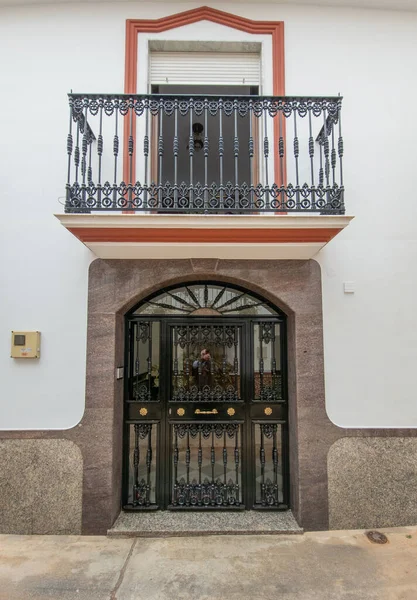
56 93 353 259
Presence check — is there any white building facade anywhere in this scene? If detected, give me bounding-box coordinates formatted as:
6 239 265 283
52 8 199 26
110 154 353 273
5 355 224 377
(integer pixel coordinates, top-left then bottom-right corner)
1 0 417 535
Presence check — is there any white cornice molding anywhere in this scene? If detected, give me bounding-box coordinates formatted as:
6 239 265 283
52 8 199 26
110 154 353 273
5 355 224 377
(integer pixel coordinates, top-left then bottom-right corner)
55 213 354 230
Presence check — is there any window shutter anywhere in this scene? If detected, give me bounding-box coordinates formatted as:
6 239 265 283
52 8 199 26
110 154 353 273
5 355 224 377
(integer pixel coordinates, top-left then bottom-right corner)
149 52 261 86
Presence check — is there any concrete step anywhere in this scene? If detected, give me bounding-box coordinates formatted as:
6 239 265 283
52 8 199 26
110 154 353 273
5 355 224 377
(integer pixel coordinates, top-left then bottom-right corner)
108 510 303 538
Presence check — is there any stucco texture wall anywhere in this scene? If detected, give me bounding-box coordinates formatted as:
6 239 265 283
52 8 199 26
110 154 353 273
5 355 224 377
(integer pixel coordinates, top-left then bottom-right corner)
1 3 417 432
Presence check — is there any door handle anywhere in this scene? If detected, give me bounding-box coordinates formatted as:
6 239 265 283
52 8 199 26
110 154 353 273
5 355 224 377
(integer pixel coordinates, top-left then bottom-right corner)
194 408 218 415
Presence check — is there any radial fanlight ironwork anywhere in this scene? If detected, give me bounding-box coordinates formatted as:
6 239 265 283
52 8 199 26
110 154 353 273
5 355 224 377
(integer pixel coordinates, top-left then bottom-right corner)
133 283 279 316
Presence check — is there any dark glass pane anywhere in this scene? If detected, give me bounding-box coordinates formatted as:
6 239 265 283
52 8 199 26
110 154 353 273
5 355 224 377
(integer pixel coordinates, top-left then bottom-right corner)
172 324 241 402
131 321 160 401
254 423 283 506
253 322 282 401
127 423 158 506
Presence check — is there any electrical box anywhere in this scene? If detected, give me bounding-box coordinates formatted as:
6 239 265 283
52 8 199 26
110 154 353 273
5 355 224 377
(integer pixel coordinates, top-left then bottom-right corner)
11 331 41 358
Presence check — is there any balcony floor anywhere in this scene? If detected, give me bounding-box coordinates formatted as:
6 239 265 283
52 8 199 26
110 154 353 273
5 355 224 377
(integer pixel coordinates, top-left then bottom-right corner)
55 214 353 260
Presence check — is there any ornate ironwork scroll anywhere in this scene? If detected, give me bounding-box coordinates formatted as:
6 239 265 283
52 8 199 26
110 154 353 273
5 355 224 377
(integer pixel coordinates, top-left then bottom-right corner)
172 325 240 402
172 423 241 507
65 93 345 214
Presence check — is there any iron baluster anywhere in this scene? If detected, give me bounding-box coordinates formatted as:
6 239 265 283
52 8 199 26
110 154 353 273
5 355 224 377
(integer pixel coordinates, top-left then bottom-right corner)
147 321 153 401
223 427 228 505
189 98 194 210
66 99 74 210
173 426 179 505
331 121 336 187
173 99 179 210
197 328 203 401
272 424 279 505
259 323 264 399
185 428 191 506
146 425 152 506
185 326 190 396
112 99 119 209
74 118 80 185
234 99 239 209
248 98 254 209
204 98 209 212
133 424 140 506
87 139 93 188
235 426 240 505
81 99 88 185
322 106 330 206
198 426 202 488
260 425 266 505
278 106 285 210
308 105 316 210
263 105 270 210
158 103 164 209
143 100 149 209
211 426 215 505
234 326 239 398
97 99 103 208
338 97 344 188
173 326 178 399
271 323 277 400
134 323 140 401
128 102 134 209
219 98 224 210
222 325 227 375
293 107 300 210
319 131 324 188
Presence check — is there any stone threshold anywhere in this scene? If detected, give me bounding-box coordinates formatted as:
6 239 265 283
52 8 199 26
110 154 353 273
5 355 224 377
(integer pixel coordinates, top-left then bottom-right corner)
108 510 303 538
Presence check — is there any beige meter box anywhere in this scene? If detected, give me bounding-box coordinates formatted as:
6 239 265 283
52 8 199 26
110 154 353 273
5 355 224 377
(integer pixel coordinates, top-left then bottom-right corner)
11 331 41 358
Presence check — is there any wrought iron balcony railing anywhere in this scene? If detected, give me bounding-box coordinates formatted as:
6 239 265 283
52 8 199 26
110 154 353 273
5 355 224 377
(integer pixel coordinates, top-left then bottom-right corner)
65 93 344 214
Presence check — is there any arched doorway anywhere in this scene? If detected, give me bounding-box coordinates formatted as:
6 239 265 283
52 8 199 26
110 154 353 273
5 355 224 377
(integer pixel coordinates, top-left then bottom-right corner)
123 282 289 511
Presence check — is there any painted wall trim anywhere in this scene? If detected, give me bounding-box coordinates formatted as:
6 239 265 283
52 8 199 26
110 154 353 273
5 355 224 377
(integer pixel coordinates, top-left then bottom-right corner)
124 7 285 187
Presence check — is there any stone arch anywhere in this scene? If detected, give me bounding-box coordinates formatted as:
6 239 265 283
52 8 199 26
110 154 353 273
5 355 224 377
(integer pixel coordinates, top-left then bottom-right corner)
80 257 330 533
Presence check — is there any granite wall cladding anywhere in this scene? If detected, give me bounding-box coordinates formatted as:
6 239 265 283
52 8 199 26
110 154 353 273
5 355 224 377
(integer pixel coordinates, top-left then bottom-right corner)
0 439 82 534
328 438 417 530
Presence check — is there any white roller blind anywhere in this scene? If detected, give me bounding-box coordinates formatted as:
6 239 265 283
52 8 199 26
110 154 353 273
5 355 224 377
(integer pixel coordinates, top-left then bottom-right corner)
149 52 261 86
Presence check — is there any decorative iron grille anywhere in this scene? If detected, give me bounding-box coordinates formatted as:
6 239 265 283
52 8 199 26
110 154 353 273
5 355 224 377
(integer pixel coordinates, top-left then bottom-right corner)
171 423 242 507
65 93 344 214
172 324 241 402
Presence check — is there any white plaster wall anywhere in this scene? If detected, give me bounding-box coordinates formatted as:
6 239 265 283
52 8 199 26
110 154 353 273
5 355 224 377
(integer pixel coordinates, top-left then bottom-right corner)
0 2 416 429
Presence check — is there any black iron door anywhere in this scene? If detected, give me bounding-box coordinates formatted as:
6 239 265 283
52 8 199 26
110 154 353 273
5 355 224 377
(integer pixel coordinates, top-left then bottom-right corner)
168 321 245 509
123 293 288 512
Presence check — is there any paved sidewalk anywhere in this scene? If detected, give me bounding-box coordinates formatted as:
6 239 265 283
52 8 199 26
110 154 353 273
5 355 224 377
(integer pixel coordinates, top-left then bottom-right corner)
0 527 416 600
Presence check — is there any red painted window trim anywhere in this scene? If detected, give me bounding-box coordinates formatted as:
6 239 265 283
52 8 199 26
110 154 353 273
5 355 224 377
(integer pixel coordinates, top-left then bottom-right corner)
123 6 286 198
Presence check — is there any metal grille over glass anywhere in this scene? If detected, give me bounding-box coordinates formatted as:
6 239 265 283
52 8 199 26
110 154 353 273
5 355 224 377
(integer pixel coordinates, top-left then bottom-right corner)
124 282 288 512
254 322 282 402
134 284 278 316
172 325 241 402
172 423 242 507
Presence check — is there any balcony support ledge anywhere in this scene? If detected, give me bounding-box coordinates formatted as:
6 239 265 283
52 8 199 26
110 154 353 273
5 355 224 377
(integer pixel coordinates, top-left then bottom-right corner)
55 214 353 260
